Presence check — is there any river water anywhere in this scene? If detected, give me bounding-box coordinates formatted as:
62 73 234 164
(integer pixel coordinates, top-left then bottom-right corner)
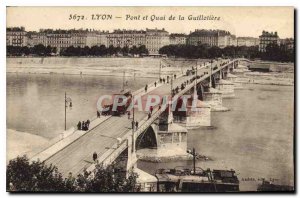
7 73 155 138
6 67 294 191
138 83 294 191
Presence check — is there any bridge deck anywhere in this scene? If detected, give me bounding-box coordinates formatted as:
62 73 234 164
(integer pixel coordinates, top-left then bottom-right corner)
44 72 196 177
44 59 236 177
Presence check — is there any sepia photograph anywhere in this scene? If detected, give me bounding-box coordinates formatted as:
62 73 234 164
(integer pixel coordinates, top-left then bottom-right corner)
5 6 295 193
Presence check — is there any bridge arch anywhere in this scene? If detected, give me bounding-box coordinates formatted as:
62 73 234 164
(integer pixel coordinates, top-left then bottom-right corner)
135 125 157 150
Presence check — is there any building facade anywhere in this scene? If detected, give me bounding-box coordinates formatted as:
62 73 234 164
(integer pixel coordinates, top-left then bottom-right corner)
279 38 294 51
169 34 187 45
107 29 146 48
237 37 259 47
259 31 280 52
145 28 169 54
6 27 27 47
186 29 235 48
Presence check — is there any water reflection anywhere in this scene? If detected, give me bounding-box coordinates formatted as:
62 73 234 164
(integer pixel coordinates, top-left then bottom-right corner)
7 73 155 138
138 84 294 191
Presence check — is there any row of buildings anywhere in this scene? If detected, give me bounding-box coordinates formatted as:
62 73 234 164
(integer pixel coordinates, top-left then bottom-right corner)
6 27 294 54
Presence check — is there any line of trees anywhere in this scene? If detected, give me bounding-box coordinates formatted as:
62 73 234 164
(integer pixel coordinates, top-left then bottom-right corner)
159 43 294 62
159 44 260 59
7 44 57 56
7 156 138 192
7 44 149 57
60 45 148 57
261 43 294 62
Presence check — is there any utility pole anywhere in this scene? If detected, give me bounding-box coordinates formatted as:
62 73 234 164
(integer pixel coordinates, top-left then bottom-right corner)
210 60 213 88
122 71 125 92
159 60 162 80
132 94 135 153
193 148 196 175
64 92 67 131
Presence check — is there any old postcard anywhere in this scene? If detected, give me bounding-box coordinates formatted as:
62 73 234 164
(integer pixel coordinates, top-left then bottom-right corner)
6 6 294 192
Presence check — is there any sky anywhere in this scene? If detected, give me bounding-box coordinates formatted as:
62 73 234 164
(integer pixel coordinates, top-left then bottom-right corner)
6 6 294 38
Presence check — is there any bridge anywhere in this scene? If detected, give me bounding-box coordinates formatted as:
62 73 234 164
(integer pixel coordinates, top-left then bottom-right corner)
31 58 250 179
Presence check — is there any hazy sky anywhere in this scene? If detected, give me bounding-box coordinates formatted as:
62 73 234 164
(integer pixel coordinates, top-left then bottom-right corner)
7 6 294 38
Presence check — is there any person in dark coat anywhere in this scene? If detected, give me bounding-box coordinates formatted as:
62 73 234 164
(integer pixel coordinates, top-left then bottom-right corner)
127 111 131 119
154 81 157 87
135 121 139 129
93 152 98 162
77 121 81 130
97 110 100 118
81 121 85 131
150 106 153 114
86 120 90 130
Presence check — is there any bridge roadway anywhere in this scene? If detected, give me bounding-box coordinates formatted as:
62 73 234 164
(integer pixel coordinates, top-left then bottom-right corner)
44 68 212 177
44 59 233 177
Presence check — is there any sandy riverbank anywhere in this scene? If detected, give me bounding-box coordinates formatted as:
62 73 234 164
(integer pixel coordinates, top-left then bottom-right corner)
7 129 49 163
7 57 198 78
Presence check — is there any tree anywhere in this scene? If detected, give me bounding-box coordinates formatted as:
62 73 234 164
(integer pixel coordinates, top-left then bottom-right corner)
7 156 69 192
7 156 138 192
78 164 138 192
137 45 148 55
122 46 130 55
107 45 116 56
32 44 47 56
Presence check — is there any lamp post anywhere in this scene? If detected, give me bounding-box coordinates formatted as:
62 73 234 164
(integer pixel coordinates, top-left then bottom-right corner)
64 92 72 131
210 60 213 88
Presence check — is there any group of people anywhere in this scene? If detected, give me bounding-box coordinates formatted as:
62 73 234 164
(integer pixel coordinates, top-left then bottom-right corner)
159 78 167 84
77 119 90 131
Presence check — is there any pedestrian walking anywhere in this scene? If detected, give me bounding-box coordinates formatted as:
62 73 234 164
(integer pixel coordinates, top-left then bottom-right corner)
135 121 139 129
127 111 131 119
97 110 100 118
86 119 90 130
148 112 151 119
81 121 85 130
145 84 148 92
150 106 153 114
93 152 98 162
77 121 81 130
154 81 157 87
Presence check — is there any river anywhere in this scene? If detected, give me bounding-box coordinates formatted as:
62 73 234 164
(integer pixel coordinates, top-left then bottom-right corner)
7 73 155 138
6 61 294 191
138 83 294 191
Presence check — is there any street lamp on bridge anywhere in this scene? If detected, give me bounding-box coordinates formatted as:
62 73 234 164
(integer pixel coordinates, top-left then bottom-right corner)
64 92 72 131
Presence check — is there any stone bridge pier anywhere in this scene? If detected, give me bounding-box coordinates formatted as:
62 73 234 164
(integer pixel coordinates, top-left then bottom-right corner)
135 110 188 161
173 89 211 129
214 65 235 98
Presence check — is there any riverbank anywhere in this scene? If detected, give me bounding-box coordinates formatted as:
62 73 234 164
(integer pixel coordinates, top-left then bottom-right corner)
136 148 211 162
235 71 294 86
6 57 199 78
7 129 49 162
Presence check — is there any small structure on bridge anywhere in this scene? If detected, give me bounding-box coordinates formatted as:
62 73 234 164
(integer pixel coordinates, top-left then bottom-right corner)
173 94 211 129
